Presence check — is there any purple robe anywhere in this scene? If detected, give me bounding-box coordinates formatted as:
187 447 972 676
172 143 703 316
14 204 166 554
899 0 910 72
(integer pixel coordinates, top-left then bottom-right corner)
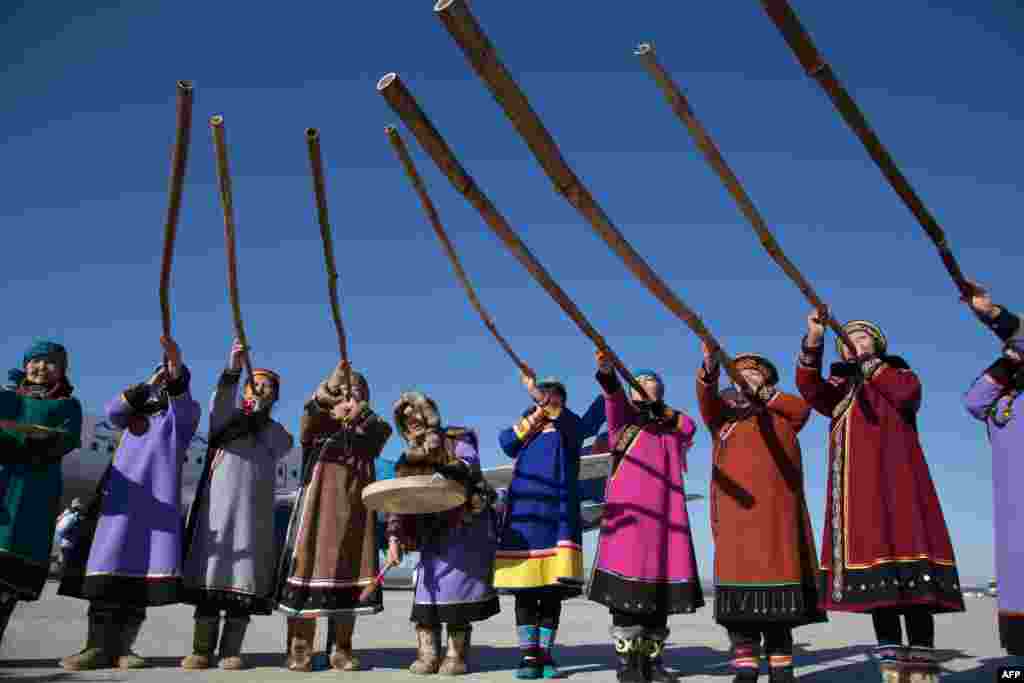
965 371 1024 655
60 381 200 606
398 434 500 625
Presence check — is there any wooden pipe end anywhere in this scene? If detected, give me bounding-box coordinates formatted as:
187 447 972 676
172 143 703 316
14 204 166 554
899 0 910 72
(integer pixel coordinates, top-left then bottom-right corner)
210 114 224 127
176 80 193 92
377 73 398 91
434 0 456 12
634 42 654 56
306 128 320 140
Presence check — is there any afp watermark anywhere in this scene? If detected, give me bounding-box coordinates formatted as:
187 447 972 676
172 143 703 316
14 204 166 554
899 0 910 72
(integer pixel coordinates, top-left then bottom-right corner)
998 666 1024 679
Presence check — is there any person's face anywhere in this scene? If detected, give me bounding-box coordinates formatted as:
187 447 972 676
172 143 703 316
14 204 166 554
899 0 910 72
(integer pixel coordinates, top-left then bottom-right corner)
543 390 564 411
841 331 877 360
248 377 277 402
629 377 662 403
24 357 62 385
332 384 366 421
737 367 766 393
403 410 427 438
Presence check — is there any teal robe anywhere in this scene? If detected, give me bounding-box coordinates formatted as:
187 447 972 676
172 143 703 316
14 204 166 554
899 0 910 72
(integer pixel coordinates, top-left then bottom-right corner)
0 388 83 599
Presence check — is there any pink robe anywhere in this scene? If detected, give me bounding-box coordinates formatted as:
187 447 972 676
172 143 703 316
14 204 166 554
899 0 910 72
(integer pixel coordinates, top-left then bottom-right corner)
586 383 703 615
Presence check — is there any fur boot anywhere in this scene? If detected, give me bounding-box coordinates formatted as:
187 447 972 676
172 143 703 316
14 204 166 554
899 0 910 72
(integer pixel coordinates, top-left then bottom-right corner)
410 623 443 674
643 627 676 682
60 612 116 671
438 625 472 676
218 617 249 670
329 617 361 671
611 625 645 683
181 616 220 670
871 645 907 683
115 617 146 669
286 617 316 672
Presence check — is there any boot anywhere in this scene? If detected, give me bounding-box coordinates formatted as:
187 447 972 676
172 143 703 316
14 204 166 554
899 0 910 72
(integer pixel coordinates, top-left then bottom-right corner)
0 598 16 648
872 645 906 683
611 626 645 683
515 624 542 680
60 612 116 671
643 628 676 682
733 671 759 683
767 653 795 682
410 623 442 674
904 646 940 683
538 626 564 679
115 617 147 669
329 617 361 671
218 616 249 670
438 625 472 676
286 617 316 672
181 616 220 670
731 640 761 682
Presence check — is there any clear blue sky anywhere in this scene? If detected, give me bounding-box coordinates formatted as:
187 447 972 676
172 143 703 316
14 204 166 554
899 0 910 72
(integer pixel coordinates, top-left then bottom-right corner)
2 2 1020 584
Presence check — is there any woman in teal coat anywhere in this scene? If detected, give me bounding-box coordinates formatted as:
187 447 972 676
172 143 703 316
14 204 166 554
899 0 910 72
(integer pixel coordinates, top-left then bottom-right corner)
0 340 83 646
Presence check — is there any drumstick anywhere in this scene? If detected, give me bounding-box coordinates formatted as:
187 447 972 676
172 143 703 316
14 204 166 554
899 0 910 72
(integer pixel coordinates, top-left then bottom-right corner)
359 560 398 602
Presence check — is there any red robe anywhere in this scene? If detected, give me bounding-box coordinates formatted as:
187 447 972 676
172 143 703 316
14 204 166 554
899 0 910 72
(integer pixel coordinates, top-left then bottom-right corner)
795 342 964 614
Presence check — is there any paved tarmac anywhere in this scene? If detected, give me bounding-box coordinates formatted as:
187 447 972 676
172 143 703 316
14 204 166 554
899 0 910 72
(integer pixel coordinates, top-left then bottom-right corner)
0 586 1019 682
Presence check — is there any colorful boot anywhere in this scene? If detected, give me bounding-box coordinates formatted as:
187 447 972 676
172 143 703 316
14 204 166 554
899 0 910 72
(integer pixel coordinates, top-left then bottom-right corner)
643 627 676 682
538 626 565 679
731 641 760 682
60 612 116 671
218 616 249 670
329 617 361 671
871 644 906 683
286 617 316 672
905 646 941 683
181 616 220 670
767 654 795 683
115 616 147 670
438 624 472 676
611 625 645 683
515 625 542 680
410 623 442 674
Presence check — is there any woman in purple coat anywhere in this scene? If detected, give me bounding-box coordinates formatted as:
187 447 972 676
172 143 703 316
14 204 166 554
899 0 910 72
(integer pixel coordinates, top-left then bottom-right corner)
59 336 200 671
386 391 499 676
964 289 1024 656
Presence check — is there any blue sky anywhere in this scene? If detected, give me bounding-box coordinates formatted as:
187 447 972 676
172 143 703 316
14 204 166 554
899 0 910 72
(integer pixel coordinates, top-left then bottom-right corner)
2 2 1021 584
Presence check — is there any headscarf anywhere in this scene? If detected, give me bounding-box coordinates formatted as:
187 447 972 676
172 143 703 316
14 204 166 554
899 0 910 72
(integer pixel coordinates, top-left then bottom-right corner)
242 368 281 414
837 320 887 358
536 376 567 402
732 354 779 387
632 369 665 400
10 339 73 398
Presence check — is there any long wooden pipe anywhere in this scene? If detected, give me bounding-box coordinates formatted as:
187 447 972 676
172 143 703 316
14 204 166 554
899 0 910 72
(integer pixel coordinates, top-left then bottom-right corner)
635 43 856 356
431 0 753 393
385 126 534 379
377 73 650 401
759 0 977 305
306 128 353 391
210 115 255 391
159 81 193 345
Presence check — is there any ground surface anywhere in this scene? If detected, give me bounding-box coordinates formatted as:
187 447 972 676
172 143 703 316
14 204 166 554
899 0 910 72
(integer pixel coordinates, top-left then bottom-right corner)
0 586 1018 681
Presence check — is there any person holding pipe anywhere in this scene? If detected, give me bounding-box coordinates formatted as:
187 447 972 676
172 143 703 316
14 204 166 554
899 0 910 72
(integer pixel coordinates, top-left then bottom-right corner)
697 344 825 683
179 339 293 670
963 287 1024 659
495 373 605 679
591 351 700 683
796 312 963 683
59 336 200 671
275 360 392 672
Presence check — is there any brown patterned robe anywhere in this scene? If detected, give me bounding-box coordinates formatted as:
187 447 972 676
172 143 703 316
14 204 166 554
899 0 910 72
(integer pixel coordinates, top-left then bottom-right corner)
276 397 392 617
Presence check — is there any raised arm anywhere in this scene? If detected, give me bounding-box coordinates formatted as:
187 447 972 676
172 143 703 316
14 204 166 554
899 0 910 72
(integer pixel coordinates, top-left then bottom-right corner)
964 357 1018 422
595 370 633 436
209 370 241 437
358 413 393 458
695 361 728 433
578 394 607 440
499 406 546 459
765 391 812 433
795 337 846 417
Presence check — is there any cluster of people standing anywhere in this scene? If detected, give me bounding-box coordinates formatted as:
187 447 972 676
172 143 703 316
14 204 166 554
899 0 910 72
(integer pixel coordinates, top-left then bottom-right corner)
0 289 1020 683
